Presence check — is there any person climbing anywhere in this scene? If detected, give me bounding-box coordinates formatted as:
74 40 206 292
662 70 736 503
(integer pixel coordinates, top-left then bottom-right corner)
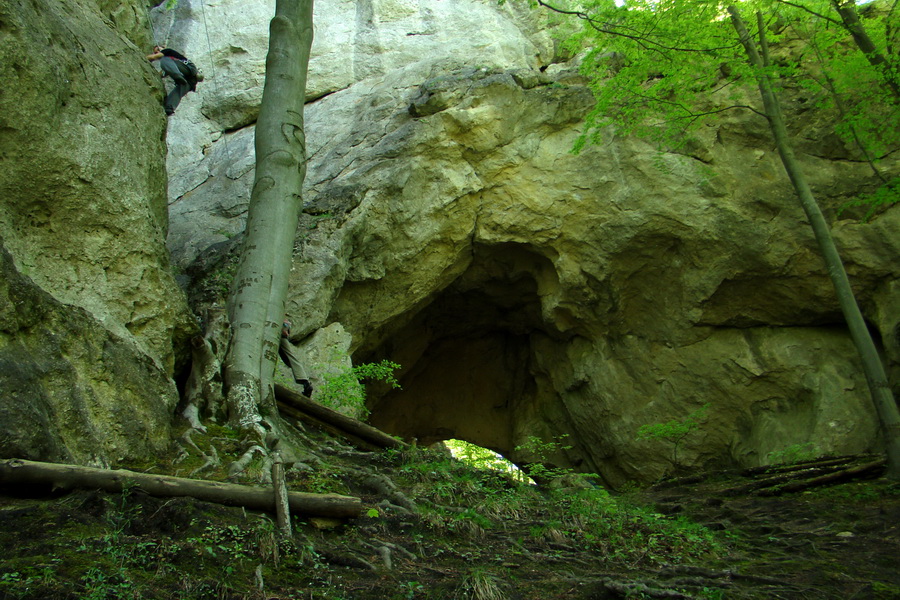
146 45 201 116
279 320 314 398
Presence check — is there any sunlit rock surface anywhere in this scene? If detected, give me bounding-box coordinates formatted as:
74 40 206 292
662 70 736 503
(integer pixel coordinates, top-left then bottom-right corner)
0 0 195 463
126 0 900 483
0 0 881 483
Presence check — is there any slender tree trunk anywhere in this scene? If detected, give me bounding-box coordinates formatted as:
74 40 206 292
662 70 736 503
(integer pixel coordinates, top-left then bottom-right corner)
728 6 900 479
224 0 314 433
830 0 900 101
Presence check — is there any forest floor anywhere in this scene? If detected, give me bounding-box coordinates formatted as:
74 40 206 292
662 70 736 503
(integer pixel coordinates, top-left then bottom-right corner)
0 417 898 600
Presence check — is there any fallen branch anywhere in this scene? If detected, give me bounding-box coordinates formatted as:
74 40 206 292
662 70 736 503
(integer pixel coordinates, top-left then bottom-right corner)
272 452 292 537
756 459 886 496
275 384 407 450
721 464 849 496
741 455 859 476
0 458 362 519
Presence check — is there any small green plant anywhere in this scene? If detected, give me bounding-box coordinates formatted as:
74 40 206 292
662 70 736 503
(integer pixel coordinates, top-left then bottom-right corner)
397 580 426 599
767 442 821 465
455 567 505 600
514 434 573 483
80 566 135 600
636 404 710 469
316 359 401 418
305 212 334 230
446 439 526 482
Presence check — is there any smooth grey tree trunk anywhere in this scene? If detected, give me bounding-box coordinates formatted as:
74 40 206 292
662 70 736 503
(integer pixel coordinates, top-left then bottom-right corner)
224 0 314 434
728 6 900 479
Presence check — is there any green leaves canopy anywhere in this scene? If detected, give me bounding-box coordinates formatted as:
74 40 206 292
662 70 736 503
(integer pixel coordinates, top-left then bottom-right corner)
535 0 899 162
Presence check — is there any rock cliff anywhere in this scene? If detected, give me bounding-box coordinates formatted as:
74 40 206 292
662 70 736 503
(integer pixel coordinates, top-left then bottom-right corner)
0 0 195 465
1 0 896 485
160 1 899 486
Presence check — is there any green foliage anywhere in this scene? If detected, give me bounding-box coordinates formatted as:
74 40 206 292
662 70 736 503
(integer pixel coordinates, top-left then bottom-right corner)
535 0 900 178
514 434 574 482
164 0 178 9
841 177 900 221
557 0 747 153
446 439 528 482
396 580 426 599
315 359 401 418
637 403 709 468
766 442 821 465
294 469 351 495
872 581 900 599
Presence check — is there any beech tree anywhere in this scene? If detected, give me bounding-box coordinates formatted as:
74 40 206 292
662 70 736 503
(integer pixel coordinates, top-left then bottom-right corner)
223 0 314 439
528 0 900 478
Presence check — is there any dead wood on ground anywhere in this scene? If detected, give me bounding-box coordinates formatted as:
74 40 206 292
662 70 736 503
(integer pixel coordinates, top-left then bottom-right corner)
275 384 407 451
0 458 361 519
756 459 886 496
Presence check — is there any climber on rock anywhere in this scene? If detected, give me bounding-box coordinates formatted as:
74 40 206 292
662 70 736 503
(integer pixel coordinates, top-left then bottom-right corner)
146 45 201 116
279 320 315 398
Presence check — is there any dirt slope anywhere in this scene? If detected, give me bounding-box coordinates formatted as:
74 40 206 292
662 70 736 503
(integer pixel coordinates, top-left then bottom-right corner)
0 421 897 600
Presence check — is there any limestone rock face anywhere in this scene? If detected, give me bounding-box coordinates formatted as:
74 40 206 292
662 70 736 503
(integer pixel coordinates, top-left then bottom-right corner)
297 72 898 487
157 0 555 267
164 1 900 486
0 0 195 463
0 243 178 465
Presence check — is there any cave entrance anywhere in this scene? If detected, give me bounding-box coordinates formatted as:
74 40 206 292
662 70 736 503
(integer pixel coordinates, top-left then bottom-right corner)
359 242 562 460
445 439 531 483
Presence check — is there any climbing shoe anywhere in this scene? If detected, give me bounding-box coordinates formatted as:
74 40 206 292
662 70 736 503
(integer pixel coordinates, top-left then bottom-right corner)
297 379 313 397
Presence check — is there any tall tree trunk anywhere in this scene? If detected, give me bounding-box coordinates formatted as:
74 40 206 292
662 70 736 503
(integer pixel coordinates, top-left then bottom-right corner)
728 6 900 479
224 0 314 434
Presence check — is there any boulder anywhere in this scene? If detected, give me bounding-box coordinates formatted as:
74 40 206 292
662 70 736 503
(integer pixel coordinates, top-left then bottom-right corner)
0 241 178 465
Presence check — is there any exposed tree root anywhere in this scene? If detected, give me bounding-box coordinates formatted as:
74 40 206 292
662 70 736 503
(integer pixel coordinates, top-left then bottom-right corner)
377 499 414 515
345 465 417 512
227 445 267 480
182 307 230 430
598 578 694 599
190 444 220 477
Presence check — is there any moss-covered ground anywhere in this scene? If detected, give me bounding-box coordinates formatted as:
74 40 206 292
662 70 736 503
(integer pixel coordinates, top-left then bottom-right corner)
0 421 897 599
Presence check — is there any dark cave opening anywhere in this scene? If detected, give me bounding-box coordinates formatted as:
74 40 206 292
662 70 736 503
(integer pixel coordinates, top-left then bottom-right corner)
357 242 562 457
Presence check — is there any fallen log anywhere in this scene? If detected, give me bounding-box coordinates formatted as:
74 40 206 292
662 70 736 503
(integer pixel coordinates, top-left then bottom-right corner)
275 384 407 451
756 459 886 496
741 455 859 476
0 459 362 519
722 464 849 496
